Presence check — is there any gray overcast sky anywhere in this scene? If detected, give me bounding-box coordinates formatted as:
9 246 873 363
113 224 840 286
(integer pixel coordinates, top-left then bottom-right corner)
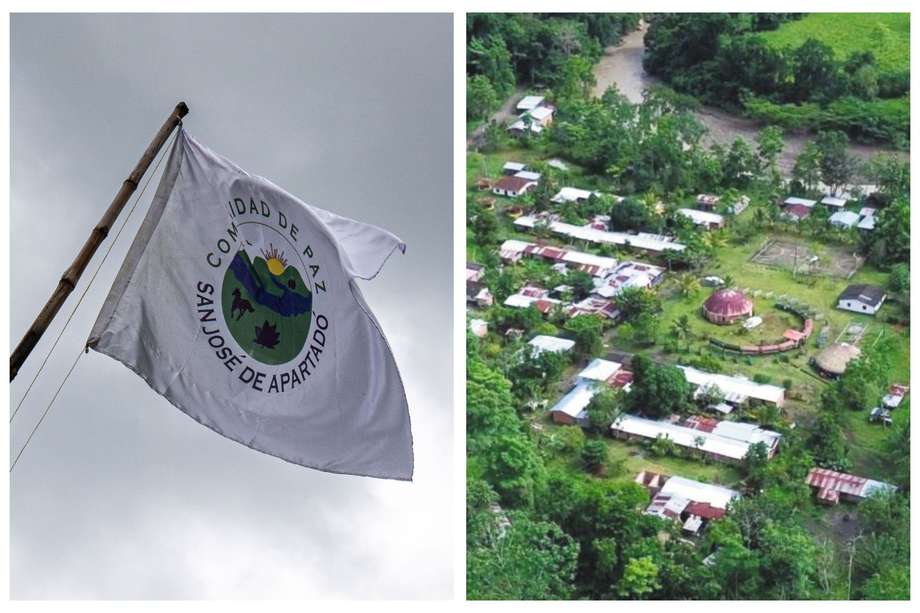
10 13 453 599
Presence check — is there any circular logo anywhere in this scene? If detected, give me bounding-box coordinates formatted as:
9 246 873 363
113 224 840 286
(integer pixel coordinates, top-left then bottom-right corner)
220 236 313 366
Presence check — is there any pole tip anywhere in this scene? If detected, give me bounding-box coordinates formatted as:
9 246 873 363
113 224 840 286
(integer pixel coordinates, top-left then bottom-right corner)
176 101 190 117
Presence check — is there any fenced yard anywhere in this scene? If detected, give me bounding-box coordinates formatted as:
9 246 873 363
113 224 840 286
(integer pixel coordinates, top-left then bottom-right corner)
750 239 864 279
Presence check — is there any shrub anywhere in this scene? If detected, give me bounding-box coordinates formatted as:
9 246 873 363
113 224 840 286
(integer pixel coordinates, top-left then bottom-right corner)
581 440 609 473
753 373 772 384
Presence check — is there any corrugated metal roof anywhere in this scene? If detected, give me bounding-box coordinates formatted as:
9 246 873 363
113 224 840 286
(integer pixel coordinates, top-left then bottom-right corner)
528 335 575 354
784 197 817 207
548 381 597 419
516 95 544 110
578 358 622 383
612 414 780 461
678 365 784 405
514 216 686 252
677 208 725 226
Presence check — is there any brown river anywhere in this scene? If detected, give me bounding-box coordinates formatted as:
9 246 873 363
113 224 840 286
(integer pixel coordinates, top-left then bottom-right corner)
592 23 908 179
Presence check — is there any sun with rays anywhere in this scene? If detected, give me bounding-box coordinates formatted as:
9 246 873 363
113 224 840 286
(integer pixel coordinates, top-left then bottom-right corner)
260 244 289 276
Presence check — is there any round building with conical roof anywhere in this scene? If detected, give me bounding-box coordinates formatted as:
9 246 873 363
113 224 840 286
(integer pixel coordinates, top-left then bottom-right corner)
814 342 861 378
702 288 754 325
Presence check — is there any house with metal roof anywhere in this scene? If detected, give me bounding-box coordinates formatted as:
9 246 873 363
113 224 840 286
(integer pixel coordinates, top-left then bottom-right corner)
550 359 627 426
466 280 493 308
695 194 721 210
503 285 561 315
678 365 785 408
514 170 541 182
837 284 886 315
509 105 555 135
781 203 812 222
492 175 537 198
857 207 878 231
783 196 817 208
502 161 527 175
820 195 848 208
636 471 740 535
611 414 781 465
516 95 545 112
514 214 686 253
677 208 725 229
828 210 860 229
528 335 575 355
592 261 665 298
549 381 597 426
498 239 618 277
551 186 603 204
805 467 896 505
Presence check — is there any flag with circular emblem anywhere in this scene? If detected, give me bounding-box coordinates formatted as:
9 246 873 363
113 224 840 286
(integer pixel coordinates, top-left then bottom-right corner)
88 128 413 480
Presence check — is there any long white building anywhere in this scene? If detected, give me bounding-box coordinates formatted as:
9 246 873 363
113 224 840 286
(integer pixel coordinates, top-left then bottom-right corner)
611 414 782 464
514 215 686 253
677 365 785 408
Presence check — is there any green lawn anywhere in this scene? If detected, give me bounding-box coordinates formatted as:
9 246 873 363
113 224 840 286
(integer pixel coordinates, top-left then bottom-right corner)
756 13 910 73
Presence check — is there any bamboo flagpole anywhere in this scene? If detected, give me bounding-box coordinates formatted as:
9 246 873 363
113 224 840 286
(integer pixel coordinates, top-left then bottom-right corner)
10 101 189 381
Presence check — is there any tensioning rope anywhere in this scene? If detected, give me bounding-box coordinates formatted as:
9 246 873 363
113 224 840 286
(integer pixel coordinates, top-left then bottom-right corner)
10 128 179 472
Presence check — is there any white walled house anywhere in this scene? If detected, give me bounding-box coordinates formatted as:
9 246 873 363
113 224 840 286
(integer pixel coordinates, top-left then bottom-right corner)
492 175 537 198
837 284 886 316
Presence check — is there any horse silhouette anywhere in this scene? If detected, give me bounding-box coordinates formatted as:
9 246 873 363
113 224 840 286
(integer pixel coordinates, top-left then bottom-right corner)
230 287 255 320
228 251 312 317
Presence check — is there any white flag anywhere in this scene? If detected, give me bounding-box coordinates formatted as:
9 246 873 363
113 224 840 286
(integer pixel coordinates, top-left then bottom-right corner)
89 128 413 480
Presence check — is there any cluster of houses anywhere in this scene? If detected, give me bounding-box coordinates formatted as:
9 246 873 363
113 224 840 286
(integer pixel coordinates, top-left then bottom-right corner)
695 193 750 215
547 358 785 466
508 95 555 136
677 365 785 413
673 193 753 230
610 413 782 465
470 132 903 536
637 471 740 536
498 239 666 322
780 195 878 231
466 262 494 309
491 161 543 198
549 358 634 426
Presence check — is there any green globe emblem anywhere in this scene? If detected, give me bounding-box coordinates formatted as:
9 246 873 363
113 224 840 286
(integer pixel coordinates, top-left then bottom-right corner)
221 244 313 365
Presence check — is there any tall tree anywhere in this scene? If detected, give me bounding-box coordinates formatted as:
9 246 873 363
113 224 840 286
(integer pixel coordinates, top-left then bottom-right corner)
815 130 857 195
468 513 580 600
629 355 692 418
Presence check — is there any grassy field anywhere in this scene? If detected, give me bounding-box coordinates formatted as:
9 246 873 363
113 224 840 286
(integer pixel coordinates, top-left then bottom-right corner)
756 13 910 73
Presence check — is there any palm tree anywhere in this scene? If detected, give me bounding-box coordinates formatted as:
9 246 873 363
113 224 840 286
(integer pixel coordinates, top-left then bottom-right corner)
722 274 735 289
670 313 693 351
703 231 728 251
677 273 701 297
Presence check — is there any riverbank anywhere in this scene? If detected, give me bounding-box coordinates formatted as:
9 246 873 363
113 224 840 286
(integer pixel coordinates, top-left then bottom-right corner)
592 22 908 179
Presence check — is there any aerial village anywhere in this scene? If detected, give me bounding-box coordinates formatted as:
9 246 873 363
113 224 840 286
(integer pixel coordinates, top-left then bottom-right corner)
467 14 909 600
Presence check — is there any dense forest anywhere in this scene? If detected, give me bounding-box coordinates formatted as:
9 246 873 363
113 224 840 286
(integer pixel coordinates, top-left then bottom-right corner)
643 13 910 146
466 13 640 120
466 12 910 601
